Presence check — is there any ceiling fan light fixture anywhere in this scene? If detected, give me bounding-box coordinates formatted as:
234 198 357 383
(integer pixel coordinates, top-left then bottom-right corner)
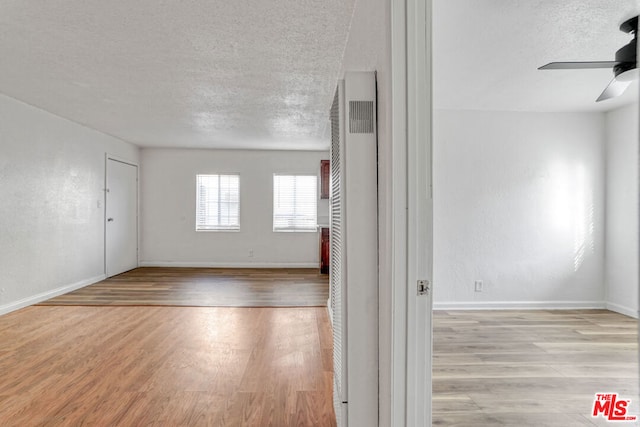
615 67 639 82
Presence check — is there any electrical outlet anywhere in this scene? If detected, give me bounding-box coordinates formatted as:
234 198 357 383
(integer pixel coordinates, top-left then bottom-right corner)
248 249 254 258
474 280 483 292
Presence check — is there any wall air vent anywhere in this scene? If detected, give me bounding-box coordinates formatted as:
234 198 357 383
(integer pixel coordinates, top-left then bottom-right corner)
330 72 378 427
348 101 374 134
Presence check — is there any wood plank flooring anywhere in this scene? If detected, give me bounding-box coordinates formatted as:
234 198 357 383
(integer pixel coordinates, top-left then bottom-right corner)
0 305 335 426
7 265 639 427
38 268 329 307
433 309 639 426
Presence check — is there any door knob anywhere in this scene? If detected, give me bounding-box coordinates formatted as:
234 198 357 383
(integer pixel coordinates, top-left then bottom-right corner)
107 218 114 222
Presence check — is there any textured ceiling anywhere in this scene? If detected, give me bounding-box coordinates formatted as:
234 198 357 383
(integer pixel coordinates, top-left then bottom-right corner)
2 1 638 151
0 0 355 149
434 0 640 112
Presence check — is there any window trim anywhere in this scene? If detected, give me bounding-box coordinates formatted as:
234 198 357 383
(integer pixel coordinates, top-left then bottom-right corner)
195 173 241 232
272 173 318 233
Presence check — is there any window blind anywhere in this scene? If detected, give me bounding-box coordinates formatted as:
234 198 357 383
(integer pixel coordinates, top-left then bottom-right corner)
196 174 240 231
273 174 317 232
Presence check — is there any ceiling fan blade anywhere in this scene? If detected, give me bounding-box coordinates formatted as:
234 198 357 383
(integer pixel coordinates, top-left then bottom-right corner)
596 78 631 102
538 61 616 70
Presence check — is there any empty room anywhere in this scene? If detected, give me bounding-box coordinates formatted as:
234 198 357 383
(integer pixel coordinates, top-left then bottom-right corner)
431 0 639 425
0 1 345 425
1 1 639 427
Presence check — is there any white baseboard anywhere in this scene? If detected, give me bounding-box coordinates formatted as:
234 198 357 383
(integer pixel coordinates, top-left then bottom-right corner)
606 302 639 319
139 261 318 268
433 300 607 311
0 274 106 316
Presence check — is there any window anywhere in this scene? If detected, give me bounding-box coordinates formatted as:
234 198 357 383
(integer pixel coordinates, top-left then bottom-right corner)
273 174 317 232
196 174 240 231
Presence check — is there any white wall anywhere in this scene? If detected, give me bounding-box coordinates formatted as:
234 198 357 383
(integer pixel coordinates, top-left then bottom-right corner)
140 148 328 267
605 102 639 318
434 109 606 309
0 93 139 314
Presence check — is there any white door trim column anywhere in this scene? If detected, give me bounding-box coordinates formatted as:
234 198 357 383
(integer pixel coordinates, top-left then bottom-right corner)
388 0 433 425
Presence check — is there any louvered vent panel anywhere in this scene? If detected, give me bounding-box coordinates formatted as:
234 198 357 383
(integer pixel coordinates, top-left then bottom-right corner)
330 85 345 426
348 100 374 134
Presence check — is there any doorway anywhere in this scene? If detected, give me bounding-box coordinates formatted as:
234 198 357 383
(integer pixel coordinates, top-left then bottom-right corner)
105 156 138 277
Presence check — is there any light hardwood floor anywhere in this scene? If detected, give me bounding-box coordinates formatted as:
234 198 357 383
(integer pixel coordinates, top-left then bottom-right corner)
433 309 639 426
6 267 639 426
0 305 335 426
38 268 329 307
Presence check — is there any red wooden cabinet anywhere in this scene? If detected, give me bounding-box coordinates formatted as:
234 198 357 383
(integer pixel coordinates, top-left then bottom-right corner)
320 160 330 199
320 227 329 274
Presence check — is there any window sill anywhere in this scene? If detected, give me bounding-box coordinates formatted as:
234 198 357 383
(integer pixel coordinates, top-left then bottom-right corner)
273 229 317 233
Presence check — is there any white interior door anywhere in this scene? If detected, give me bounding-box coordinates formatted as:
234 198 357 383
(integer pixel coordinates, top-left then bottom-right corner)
105 157 138 277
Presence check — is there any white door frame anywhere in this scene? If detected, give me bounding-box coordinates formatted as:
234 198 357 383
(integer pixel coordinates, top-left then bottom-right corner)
104 154 139 276
389 0 433 425
406 0 433 424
